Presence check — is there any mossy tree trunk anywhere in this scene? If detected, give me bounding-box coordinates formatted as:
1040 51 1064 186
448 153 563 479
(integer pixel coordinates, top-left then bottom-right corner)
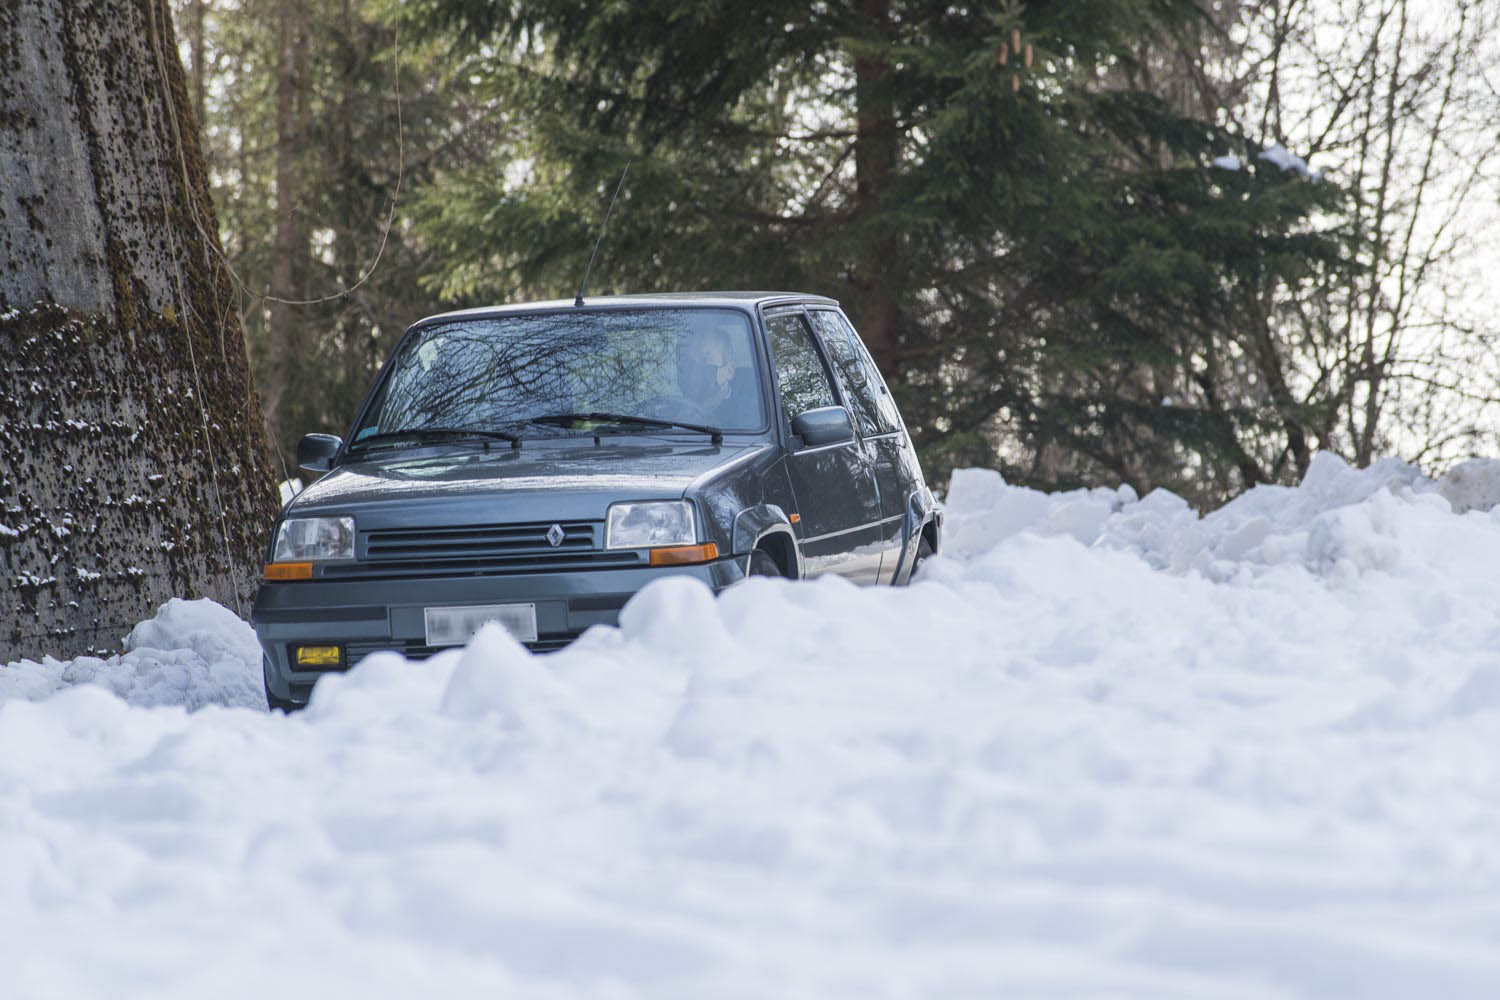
0 0 279 660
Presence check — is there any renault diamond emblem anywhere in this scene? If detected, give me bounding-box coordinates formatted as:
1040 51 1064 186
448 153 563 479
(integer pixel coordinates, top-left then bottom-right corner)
546 523 566 548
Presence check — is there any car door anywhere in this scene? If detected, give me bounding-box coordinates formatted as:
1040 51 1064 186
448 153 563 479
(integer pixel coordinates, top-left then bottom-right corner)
807 309 911 583
762 308 884 582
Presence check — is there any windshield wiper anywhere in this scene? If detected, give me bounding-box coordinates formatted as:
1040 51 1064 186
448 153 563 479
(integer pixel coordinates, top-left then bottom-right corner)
347 426 522 454
530 412 723 446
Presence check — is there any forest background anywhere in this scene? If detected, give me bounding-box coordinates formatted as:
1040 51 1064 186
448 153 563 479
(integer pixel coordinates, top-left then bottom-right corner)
174 0 1500 507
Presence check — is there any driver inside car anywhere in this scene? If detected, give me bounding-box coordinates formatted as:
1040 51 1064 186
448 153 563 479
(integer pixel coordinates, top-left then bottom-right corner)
677 326 736 422
643 323 752 426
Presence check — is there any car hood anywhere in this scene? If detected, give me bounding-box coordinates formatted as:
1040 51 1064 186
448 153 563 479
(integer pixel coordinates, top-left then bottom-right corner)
284 439 769 529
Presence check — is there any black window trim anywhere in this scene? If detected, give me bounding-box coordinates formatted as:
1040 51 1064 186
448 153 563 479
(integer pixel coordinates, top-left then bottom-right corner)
804 306 907 442
757 303 856 451
342 304 777 463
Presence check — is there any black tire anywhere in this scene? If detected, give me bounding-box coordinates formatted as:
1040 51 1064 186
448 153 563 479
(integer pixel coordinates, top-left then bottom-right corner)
746 548 781 578
907 535 935 583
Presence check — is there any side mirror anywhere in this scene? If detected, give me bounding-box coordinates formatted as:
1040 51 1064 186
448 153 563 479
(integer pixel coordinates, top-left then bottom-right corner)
791 406 855 448
297 433 343 474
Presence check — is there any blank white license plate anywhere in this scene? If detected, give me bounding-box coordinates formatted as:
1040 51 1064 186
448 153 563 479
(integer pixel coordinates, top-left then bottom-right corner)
424 603 538 647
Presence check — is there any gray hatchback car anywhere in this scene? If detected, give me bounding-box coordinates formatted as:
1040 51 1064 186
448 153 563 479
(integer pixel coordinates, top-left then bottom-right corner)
253 292 942 709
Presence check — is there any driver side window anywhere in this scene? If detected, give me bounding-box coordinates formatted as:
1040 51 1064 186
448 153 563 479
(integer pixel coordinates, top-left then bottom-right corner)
765 312 837 421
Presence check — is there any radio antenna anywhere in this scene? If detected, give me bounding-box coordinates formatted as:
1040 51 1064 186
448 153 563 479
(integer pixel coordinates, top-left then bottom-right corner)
575 160 631 307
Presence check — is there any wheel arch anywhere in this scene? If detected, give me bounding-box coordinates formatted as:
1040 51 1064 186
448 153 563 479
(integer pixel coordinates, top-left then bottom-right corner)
731 504 803 579
890 487 942 585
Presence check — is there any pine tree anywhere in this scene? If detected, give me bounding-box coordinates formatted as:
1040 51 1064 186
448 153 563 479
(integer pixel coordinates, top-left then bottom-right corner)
398 0 1353 502
177 0 475 465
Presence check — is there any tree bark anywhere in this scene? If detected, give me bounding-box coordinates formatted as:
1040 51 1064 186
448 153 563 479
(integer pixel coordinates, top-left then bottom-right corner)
0 0 278 660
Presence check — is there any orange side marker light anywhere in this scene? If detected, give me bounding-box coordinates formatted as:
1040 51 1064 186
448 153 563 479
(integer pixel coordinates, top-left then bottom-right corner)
649 543 719 567
264 562 313 581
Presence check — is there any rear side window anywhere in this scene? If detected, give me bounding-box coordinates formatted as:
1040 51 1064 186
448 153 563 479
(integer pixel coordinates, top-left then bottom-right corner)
809 311 902 436
765 312 837 420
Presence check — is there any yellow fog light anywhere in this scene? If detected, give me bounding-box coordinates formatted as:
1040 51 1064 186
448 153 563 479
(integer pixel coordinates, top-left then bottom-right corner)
295 644 343 668
648 542 719 567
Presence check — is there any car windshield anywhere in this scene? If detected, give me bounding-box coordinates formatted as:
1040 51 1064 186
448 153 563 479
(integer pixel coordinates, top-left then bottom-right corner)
351 308 767 446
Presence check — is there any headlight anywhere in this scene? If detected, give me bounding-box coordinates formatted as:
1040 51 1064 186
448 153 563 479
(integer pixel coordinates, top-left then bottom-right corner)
272 516 356 561
606 501 696 549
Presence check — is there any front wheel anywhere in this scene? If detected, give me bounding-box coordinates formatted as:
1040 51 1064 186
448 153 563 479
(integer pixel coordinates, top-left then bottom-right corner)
745 548 781 577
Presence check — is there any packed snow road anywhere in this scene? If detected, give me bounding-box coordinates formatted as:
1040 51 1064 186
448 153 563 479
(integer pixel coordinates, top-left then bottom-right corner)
4 454 1500 997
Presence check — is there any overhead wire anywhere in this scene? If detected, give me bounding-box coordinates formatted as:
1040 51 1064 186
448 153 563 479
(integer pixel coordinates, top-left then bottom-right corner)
144 0 408 527
143 0 242 614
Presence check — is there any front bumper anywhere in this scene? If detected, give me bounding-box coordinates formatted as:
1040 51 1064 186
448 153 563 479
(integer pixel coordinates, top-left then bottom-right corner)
253 557 744 705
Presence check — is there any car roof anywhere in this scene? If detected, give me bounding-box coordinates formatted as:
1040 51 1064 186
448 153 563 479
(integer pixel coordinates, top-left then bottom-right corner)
411 291 840 328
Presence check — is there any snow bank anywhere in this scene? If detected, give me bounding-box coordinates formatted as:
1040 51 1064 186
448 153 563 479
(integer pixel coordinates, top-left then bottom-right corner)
0 597 264 709
948 452 1500 580
4 453 1500 997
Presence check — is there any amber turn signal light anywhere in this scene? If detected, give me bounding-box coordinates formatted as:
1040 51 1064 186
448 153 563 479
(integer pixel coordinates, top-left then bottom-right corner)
648 542 719 567
264 561 313 581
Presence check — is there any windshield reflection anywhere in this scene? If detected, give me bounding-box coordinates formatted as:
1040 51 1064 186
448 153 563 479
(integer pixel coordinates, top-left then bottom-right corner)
355 309 766 443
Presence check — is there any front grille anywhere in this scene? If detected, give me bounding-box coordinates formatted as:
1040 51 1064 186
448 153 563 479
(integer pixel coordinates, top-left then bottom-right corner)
323 551 641 579
364 520 599 560
345 635 580 663
345 641 442 663
326 519 643 578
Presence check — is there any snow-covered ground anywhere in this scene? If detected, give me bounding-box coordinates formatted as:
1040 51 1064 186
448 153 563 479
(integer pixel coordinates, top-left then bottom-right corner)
5 453 1500 998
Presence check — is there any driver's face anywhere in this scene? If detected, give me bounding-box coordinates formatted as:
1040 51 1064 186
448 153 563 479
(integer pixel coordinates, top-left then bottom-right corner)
686 336 735 401
701 341 733 381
